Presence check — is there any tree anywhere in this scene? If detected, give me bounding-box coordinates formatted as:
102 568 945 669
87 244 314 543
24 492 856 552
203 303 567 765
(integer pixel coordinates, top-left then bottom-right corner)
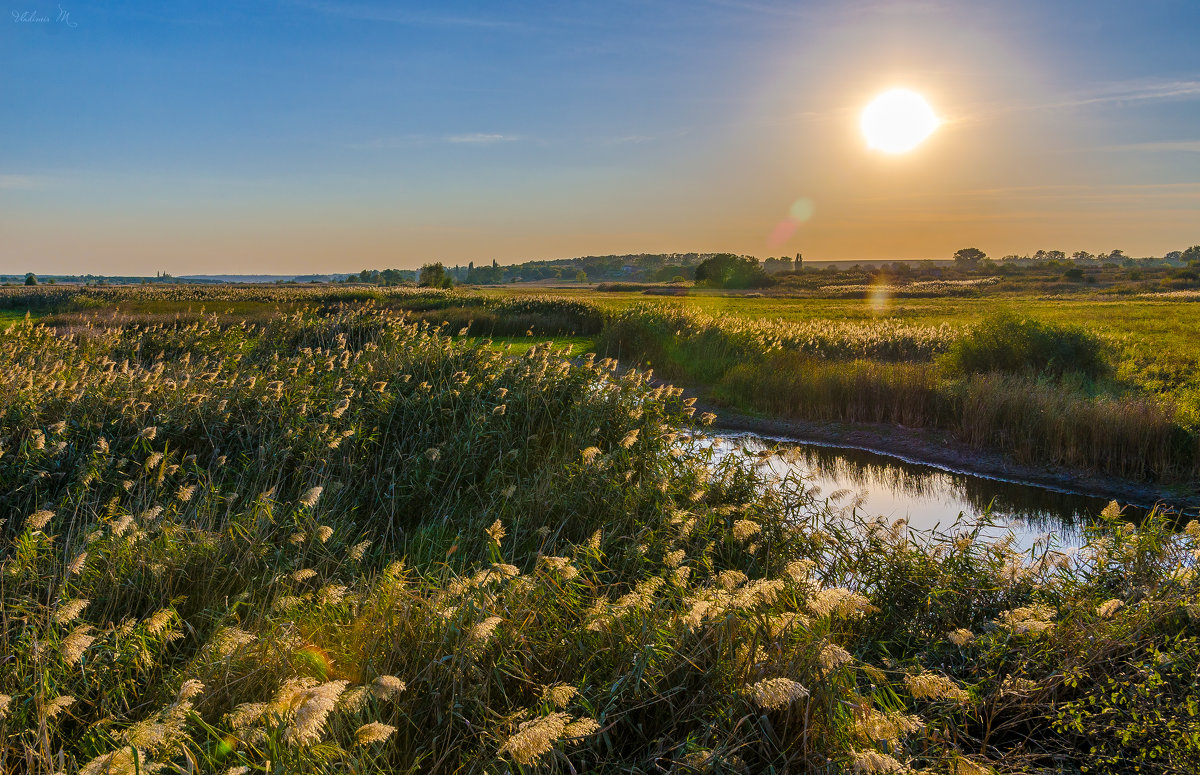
953 248 987 267
1181 246 1200 264
694 254 769 289
574 270 588 283
418 262 453 289
24 273 38 286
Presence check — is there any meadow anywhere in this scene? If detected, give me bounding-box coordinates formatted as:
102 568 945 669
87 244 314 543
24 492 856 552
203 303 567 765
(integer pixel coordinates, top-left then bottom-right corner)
1 285 1199 774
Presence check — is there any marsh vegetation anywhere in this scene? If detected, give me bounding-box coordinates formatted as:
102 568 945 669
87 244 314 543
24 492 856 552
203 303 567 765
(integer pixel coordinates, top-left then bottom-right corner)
1 286 1198 773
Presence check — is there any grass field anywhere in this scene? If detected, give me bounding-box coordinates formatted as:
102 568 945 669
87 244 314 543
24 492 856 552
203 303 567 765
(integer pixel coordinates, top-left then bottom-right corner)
532 289 1200 403
3 285 1200 773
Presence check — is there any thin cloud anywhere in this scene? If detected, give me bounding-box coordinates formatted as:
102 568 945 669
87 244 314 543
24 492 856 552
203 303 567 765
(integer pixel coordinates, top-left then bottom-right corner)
445 133 519 144
289 0 526 30
0 175 51 191
1040 79 1200 110
351 133 523 149
1094 140 1200 154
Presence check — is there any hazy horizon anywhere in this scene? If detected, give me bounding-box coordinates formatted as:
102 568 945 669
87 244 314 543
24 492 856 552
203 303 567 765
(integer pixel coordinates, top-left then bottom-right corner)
3 0 1198 275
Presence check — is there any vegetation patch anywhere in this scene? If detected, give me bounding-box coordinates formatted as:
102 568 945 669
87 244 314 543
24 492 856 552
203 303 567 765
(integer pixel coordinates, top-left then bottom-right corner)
3 292 1200 773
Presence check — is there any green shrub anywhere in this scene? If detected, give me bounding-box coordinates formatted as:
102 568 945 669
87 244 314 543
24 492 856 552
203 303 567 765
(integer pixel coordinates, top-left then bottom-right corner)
941 313 1108 380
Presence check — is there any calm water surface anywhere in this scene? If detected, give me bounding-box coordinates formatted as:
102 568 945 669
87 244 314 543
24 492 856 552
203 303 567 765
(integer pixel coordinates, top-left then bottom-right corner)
705 431 1191 550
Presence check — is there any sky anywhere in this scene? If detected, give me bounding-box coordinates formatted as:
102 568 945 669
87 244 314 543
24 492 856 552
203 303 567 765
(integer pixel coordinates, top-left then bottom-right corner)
2 0 1198 274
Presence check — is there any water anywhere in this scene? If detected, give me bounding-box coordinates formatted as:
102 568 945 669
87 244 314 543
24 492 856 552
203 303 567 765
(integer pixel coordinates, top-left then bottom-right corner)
705 431 1188 550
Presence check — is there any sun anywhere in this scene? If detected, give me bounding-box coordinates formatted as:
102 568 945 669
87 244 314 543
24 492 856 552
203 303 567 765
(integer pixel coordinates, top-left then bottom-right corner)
860 89 940 154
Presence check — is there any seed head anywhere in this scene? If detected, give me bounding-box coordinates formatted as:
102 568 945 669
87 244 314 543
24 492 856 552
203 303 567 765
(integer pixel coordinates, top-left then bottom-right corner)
370 675 406 700
62 625 96 664
904 671 970 703
210 627 257 657
299 486 323 508
819 642 853 674
809 587 875 618
850 749 905 774
563 717 601 738
947 628 974 646
27 509 54 531
485 519 506 544
748 677 809 710
541 683 579 709
471 616 503 643
56 598 90 625
732 520 760 542
285 680 348 746
355 721 397 745
499 712 570 765
45 694 75 720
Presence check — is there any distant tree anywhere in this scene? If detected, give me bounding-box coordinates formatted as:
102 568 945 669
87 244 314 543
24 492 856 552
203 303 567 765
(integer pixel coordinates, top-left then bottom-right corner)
1063 268 1085 281
694 254 769 289
1071 251 1095 262
953 248 987 267
24 273 38 286
418 262 453 289
574 270 588 283
1043 250 1066 262
1165 251 1183 262
1181 246 1200 264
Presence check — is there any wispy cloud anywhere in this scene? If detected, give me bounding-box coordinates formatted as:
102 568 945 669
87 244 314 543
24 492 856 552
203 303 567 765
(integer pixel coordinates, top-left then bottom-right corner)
351 133 524 149
706 0 943 19
0 175 51 191
1093 140 1200 154
1040 79 1200 111
956 79 1200 125
289 0 526 30
445 133 519 144
852 182 1200 206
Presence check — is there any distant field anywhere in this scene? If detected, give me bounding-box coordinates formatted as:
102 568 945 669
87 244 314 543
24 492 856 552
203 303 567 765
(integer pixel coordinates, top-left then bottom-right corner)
492 287 1200 396
2 283 1196 482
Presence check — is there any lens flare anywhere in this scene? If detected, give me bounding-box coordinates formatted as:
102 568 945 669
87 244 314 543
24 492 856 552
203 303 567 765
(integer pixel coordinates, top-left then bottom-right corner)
767 198 815 248
868 275 891 313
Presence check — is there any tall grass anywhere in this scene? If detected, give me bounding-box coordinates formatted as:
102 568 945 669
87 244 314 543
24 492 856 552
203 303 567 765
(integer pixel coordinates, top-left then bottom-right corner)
601 305 1199 482
1 300 1199 773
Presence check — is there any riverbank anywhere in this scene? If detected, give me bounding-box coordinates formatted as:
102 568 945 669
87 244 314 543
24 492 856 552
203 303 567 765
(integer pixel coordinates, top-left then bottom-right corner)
707 405 1200 513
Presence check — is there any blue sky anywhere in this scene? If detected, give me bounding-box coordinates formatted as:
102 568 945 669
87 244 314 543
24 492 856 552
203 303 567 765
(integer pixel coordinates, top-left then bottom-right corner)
2 0 1198 273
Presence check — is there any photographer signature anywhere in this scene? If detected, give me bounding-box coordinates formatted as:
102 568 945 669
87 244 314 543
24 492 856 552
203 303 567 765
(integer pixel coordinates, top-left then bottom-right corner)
12 6 77 27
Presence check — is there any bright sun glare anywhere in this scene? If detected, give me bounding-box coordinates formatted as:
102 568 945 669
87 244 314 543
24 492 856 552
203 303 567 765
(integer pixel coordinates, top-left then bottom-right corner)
860 89 940 154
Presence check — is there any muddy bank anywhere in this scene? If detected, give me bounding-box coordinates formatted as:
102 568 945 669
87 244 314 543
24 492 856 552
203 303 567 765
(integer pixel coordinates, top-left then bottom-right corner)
618 358 1200 512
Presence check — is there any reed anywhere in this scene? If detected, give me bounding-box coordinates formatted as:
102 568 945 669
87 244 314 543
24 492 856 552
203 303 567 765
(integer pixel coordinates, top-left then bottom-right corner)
1 295 1198 773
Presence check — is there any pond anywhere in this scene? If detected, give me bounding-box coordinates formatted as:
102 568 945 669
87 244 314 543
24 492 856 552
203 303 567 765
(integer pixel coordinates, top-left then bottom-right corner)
705 431 1192 550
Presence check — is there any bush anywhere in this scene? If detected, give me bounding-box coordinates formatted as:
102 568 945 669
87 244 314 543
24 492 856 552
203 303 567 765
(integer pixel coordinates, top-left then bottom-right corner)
941 313 1108 380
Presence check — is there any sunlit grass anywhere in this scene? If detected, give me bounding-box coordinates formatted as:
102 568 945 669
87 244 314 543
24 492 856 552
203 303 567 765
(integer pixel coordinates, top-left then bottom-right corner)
1 287 1199 772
